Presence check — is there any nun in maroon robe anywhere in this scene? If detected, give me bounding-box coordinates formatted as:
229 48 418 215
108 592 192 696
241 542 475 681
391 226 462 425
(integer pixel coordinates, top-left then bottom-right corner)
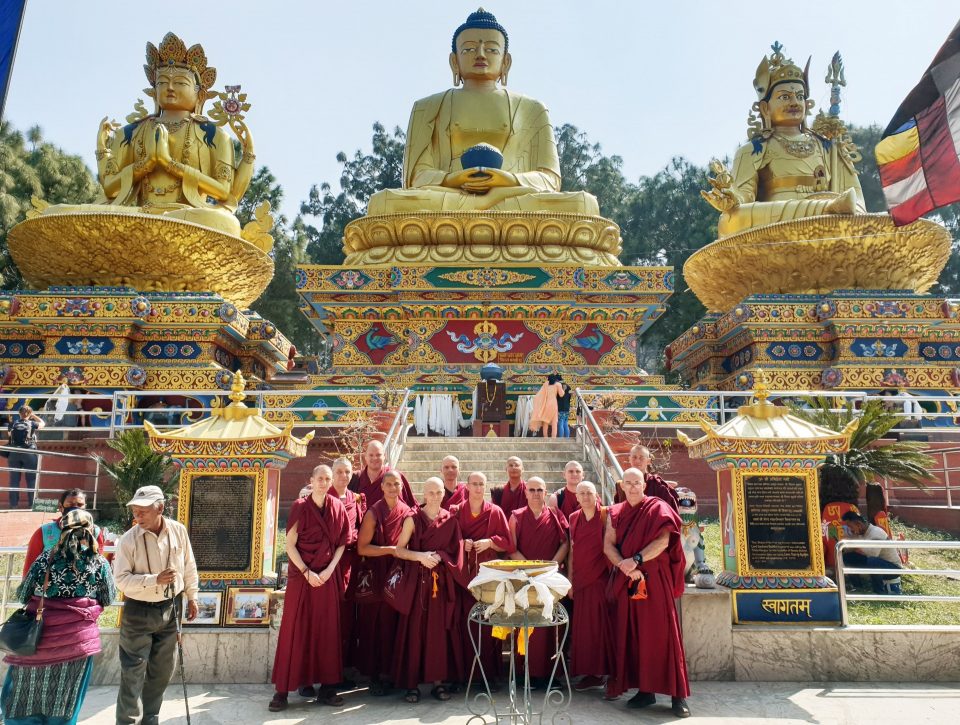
509 477 570 681
605 468 690 717
391 479 465 702
452 473 514 683
568 483 612 685
354 471 413 692
271 467 349 710
349 440 416 508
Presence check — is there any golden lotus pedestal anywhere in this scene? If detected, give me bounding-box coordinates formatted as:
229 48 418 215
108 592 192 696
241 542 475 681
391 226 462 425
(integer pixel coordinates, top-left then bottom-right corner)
342 210 623 266
669 214 960 405
7 212 274 309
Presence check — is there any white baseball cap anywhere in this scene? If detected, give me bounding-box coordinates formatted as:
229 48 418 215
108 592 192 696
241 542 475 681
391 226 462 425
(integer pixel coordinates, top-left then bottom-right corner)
127 485 165 507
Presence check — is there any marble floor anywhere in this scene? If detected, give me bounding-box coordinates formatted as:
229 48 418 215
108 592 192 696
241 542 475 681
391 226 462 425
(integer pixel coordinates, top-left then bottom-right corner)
73 681 960 724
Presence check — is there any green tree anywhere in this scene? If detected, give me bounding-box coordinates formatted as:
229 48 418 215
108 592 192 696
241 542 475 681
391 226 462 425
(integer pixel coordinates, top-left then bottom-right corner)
0 122 98 288
300 122 404 264
94 428 178 527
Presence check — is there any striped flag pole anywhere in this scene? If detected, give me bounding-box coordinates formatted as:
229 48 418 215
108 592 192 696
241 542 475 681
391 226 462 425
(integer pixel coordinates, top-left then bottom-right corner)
0 0 28 121
875 19 960 226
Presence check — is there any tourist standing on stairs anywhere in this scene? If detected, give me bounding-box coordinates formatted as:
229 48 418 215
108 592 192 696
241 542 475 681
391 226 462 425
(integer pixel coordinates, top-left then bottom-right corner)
270 465 348 712
4 405 44 509
491 456 527 517
556 375 572 438
530 374 566 438
349 439 416 508
439 455 468 509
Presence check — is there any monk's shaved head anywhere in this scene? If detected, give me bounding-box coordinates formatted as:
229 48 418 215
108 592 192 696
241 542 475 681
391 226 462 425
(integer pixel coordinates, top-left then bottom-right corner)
576 481 597 496
423 477 444 494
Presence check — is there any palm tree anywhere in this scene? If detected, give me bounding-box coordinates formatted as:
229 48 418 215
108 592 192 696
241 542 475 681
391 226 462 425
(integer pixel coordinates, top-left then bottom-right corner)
789 396 937 507
94 429 178 527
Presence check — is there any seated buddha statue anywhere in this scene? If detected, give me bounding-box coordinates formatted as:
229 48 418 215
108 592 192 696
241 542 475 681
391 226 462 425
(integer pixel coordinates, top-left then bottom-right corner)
702 43 865 238
366 8 598 216
42 32 254 238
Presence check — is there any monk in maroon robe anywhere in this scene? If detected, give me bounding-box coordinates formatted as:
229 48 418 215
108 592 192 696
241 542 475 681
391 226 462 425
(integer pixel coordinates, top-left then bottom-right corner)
330 457 365 673
568 481 612 692
548 459 586 520
355 470 413 693
508 476 570 684
392 477 465 702
452 471 513 684
604 467 690 718
491 456 526 517
270 465 349 712
628 444 680 512
440 455 468 510
349 439 416 508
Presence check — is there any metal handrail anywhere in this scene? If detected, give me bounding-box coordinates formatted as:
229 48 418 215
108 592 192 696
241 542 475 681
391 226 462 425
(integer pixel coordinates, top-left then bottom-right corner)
835 539 960 625
383 390 412 470
573 387 623 505
0 445 103 510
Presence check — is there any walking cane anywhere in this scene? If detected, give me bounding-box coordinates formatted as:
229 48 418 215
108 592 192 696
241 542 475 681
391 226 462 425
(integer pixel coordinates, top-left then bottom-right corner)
173 594 192 725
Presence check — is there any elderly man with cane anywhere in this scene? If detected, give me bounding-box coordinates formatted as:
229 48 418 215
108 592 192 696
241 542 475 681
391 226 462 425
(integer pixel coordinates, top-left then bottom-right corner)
113 485 199 725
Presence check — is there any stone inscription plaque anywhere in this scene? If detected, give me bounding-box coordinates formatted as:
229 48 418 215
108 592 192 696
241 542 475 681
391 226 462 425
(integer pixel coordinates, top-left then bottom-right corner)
189 474 255 572
743 474 811 571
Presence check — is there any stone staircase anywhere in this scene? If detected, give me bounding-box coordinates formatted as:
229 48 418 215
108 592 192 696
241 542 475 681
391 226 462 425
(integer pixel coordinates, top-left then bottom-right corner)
397 436 599 496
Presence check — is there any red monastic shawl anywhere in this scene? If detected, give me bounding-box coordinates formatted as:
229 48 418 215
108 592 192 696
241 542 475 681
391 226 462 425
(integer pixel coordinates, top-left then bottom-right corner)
568 507 612 678
350 465 416 509
555 485 582 521
441 482 468 510
495 479 527 518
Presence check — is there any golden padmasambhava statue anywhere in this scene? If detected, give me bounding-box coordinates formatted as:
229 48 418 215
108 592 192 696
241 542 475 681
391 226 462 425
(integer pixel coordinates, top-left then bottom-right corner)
8 32 274 307
345 9 621 265
685 43 950 311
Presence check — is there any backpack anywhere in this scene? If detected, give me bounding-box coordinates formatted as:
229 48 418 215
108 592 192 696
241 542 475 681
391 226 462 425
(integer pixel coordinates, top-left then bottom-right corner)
10 418 36 449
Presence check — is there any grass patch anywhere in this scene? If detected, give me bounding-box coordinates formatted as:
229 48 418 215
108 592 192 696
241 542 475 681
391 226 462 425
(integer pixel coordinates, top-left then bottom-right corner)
699 517 960 625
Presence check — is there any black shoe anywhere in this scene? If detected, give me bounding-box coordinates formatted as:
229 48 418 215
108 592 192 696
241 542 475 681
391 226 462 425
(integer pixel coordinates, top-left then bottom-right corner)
268 692 288 712
672 697 691 718
626 691 656 709
298 686 317 698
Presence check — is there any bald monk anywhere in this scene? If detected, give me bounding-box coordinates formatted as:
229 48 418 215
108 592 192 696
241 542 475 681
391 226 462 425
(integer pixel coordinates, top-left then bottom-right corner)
350 440 416 509
439 455 468 510
627 444 680 512
508 476 569 686
355 470 413 694
270 465 349 711
452 471 513 684
392 477 465 703
604 468 690 718
548 460 586 521
567 481 612 693
491 456 526 517
331 456 365 676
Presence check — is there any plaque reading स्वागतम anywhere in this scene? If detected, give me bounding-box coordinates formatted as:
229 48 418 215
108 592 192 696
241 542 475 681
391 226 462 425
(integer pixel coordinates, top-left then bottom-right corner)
189 474 255 572
743 474 812 571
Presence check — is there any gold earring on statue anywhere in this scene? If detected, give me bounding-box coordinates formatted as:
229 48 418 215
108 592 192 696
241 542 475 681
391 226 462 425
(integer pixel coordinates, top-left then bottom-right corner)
453 71 462 87
499 71 508 86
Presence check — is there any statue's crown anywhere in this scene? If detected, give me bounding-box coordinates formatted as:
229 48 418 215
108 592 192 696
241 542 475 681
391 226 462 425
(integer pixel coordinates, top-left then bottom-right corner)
144 32 217 100
753 42 808 100
452 8 509 53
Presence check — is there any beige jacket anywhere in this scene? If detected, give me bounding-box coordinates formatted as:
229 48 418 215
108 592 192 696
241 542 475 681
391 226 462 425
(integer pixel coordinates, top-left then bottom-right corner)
113 517 199 602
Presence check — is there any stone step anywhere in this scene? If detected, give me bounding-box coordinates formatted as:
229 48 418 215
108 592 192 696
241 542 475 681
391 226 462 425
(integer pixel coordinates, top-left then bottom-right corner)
402 438 580 450
399 452 587 464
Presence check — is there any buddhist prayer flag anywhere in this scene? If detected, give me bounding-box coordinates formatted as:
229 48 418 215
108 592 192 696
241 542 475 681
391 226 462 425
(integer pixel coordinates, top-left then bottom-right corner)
876 19 960 226
0 0 28 120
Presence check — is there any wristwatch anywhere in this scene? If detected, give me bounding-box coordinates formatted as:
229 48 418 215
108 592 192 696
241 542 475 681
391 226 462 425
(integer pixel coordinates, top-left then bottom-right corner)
632 553 643 565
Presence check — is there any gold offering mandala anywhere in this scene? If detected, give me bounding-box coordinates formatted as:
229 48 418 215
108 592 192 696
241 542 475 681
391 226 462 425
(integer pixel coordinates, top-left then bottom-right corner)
683 214 951 312
8 212 274 308
342 211 622 265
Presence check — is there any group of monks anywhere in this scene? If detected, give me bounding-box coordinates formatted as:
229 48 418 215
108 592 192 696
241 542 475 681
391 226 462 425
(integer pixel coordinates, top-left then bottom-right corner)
269 440 691 718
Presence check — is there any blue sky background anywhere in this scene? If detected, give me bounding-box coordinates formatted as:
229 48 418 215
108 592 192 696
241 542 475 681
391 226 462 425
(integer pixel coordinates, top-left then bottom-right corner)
4 1 959 219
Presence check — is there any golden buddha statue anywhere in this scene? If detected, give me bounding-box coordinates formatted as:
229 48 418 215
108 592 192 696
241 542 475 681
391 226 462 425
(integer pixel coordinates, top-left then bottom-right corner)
702 43 865 237
367 9 597 216
7 32 274 307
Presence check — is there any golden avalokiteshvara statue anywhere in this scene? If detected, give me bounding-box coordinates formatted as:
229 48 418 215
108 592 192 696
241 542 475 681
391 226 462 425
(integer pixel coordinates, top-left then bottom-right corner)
685 43 950 312
345 8 620 265
7 32 274 307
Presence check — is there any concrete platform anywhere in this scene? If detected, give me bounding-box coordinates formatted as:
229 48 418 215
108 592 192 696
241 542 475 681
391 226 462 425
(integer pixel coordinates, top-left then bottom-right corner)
73 681 960 724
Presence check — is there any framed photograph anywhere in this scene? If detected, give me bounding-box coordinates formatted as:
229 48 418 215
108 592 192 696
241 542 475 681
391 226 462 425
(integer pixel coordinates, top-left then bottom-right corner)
225 587 271 626
184 591 223 626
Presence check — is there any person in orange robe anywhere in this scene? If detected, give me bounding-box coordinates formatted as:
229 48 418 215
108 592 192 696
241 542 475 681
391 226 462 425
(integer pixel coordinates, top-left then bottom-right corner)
451 471 513 686
604 467 690 718
354 470 413 694
508 476 569 686
491 456 527 518
529 374 566 437
391 478 465 703
349 440 416 508
330 457 365 681
568 481 612 693
270 465 349 712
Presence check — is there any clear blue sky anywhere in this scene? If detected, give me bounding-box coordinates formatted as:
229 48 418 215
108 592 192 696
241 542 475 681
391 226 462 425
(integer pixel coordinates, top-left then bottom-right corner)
5 1 959 220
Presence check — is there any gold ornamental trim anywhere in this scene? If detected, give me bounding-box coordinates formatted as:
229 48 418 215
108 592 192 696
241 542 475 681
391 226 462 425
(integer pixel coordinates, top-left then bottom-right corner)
8 212 274 308
342 211 622 266
683 214 951 312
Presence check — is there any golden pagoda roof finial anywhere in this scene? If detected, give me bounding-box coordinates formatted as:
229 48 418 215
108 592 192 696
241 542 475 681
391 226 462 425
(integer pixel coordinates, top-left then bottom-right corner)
229 370 247 404
752 368 771 405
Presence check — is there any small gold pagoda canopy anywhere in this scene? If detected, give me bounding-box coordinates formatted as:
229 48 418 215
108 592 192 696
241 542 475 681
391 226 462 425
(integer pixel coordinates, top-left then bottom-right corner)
145 371 313 463
678 373 854 469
